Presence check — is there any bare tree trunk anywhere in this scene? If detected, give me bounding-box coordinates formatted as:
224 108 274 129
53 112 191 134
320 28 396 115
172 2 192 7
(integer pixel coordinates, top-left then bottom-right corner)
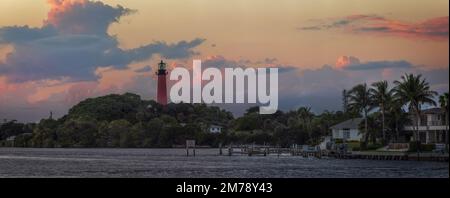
416 111 421 159
364 109 369 147
382 104 386 144
395 119 399 142
416 112 420 143
446 111 449 145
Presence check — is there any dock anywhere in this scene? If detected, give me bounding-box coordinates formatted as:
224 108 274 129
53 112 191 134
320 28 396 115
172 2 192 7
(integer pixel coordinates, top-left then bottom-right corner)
330 151 449 162
219 144 449 162
223 144 322 157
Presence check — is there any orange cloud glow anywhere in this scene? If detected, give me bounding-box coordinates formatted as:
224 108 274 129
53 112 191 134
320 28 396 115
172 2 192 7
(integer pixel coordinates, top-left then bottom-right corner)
45 0 86 29
335 56 360 70
301 15 449 41
355 16 449 40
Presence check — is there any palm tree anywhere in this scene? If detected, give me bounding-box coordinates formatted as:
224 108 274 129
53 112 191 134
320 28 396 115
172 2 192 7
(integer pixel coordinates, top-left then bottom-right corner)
342 89 349 113
387 98 408 142
297 107 314 138
347 83 374 147
439 92 449 145
394 74 437 144
370 81 394 144
297 107 313 125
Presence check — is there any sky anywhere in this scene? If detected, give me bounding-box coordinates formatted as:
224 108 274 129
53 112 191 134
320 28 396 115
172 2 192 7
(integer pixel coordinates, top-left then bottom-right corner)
0 0 449 122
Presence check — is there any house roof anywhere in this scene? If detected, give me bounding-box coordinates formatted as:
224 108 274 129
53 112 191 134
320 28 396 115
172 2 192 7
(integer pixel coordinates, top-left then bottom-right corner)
421 108 444 114
209 124 223 128
330 118 363 130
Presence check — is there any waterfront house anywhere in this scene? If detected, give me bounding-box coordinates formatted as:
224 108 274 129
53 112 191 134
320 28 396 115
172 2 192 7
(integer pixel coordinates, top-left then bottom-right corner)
208 124 223 133
6 135 16 142
330 118 363 142
404 108 448 144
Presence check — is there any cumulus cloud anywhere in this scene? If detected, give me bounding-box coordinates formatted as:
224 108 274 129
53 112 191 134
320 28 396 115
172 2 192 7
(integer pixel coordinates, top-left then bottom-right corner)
344 60 413 70
134 65 152 73
300 14 384 30
0 25 57 44
299 15 449 41
0 0 204 82
335 55 413 71
199 55 295 73
45 0 133 35
335 56 360 69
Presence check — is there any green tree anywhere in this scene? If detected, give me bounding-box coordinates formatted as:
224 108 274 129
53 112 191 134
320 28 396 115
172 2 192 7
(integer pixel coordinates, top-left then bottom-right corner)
387 99 409 142
67 93 143 122
143 118 164 147
32 118 59 147
439 92 449 145
57 119 97 147
297 107 313 126
359 113 381 146
370 80 394 144
0 120 33 141
347 83 374 147
107 119 132 147
95 121 110 147
394 74 437 144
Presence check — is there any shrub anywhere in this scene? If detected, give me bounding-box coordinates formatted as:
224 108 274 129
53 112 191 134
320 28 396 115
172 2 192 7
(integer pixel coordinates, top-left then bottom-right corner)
352 146 361 151
408 141 436 152
359 143 383 151
334 139 343 144
366 144 383 150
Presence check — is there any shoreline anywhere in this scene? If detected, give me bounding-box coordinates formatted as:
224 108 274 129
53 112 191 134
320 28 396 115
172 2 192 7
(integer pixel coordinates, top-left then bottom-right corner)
1 147 448 163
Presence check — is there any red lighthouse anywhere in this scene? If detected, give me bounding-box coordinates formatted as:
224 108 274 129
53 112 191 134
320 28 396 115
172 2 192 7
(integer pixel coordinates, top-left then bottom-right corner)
156 60 168 105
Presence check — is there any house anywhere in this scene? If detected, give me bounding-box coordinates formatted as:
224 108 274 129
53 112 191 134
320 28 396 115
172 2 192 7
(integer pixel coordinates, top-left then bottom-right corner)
208 124 223 133
403 108 448 144
330 118 363 142
6 136 16 141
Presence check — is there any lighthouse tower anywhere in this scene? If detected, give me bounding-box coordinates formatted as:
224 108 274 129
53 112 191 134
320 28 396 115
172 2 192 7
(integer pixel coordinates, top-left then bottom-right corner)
156 60 168 105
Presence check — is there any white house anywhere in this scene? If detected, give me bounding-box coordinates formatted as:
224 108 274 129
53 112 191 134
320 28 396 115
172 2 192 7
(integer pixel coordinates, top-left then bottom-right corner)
330 118 363 142
403 108 448 144
208 124 223 133
6 136 16 141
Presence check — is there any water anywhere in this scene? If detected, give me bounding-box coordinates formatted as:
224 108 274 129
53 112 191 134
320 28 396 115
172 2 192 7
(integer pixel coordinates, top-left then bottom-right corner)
0 148 448 178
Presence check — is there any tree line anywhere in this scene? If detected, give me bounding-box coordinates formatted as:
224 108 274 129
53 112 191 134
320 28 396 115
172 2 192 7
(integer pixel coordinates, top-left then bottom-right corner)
0 73 448 149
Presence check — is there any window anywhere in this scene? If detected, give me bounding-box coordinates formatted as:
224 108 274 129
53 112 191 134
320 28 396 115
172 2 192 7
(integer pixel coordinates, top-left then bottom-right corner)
343 129 350 140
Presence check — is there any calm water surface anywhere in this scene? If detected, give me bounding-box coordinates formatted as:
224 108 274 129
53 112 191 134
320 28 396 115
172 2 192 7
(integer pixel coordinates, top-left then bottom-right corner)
0 148 448 178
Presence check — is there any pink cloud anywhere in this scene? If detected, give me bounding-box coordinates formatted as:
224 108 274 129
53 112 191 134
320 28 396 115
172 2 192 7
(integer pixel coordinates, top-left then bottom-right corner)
381 68 395 79
301 15 449 41
335 56 360 69
46 0 86 22
355 16 449 40
45 0 132 35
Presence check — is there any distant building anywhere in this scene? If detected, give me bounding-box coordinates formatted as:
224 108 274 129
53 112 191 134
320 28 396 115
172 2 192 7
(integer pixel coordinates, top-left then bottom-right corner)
6 136 16 141
156 60 168 105
330 118 363 142
404 108 448 144
208 124 223 133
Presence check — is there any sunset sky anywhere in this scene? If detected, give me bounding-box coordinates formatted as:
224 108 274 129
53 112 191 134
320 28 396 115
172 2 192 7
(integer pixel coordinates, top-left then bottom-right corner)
1 0 449 122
